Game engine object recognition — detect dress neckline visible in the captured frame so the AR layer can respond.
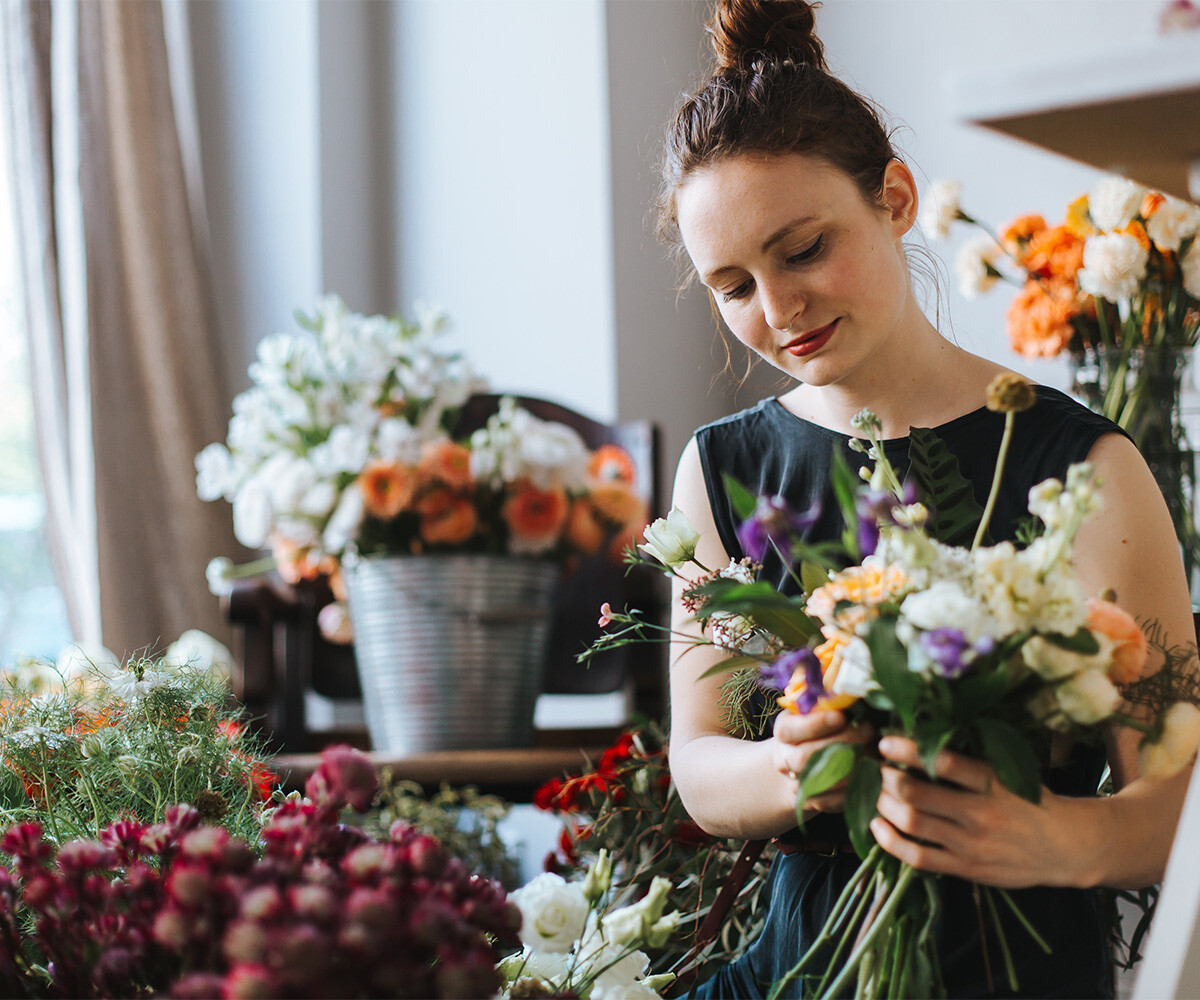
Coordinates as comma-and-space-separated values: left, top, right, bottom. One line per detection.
766, 396, 997, 450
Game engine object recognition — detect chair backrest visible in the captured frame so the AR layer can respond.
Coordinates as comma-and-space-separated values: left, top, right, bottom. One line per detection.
453, 394, 664, 709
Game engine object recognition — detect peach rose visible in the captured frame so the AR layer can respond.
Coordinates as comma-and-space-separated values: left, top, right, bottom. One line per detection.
588, 444, 636, 484
417, 440, 474, 491
503, 482, 569, 554
588, 482, 648, 528
359, 459, 416, 519
416, 488, 477, 546
1086, 597, 1149, 685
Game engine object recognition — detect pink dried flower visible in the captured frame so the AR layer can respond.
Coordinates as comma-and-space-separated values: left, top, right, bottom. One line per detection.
101, 818, 147, 862
169, 972, 226, 999
305, 744, 378, 813
224, 963, 278, 1000
55, 839, 117, 875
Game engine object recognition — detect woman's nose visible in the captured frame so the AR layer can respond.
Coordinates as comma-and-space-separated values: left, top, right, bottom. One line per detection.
760, 281, 804, 332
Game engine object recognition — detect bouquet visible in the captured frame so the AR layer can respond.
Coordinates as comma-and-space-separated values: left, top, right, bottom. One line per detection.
922, 177, 1200, 577
595, 373, 1200, 998
534, 724, 773, 982
196, 297, 646, 639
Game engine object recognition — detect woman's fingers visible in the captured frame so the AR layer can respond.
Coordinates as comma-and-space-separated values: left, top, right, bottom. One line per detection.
877, 735, 994, 794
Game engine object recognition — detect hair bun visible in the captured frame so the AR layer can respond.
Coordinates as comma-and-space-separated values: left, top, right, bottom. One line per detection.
707, 0, 826, 74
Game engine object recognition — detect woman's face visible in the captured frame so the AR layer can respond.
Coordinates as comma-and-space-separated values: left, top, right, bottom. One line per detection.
675, 153, 918, 390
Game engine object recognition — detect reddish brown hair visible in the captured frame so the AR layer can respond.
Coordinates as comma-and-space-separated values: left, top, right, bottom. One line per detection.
658, 0, 899, 252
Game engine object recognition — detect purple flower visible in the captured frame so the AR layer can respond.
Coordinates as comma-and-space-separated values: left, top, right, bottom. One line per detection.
737, 495, 820, 564
919, 627, 972, 678
759, 648, 825, 713
855, 482, 919, 557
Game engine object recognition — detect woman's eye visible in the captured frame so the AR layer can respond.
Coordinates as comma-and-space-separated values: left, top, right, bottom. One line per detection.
720, 279, 753, 303
787, 235, 824, 265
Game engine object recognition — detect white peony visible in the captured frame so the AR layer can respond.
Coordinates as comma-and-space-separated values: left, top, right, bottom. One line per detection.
919, 179, 963, 241
510, 872, 589, 953
1140, 702, 1200, 779
1182, 243, 1200, 301
1078, 232, 1150, 301
1055, 668, 1120, 724
954, 233, 1002, 299
1088, 175, 1146, 231
1146, 195, 1200, 253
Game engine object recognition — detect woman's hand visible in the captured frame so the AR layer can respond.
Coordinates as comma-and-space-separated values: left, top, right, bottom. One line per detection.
773, 709, 875, 815
870, 736, 1094, 889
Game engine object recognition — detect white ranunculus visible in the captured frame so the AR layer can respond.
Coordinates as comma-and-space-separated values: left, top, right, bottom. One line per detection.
1182, 243, 1200, 301
205, 556, 236, 597
195, 443, 236, 501
1078, 232, 1150, 301
1055, 668, 1120, 724
232, 479, 275, 549
919, 179, 963, 241
1140, 702, 1200, 778
954, 233, 1002, 299
1021, 633, 1113, 681
1088, 175, 1146, 231
639, 506, 701, 570
162, 630, 236, 686
1146, 196, 1200, 253
510, 872, 589, 954
322, 487, 364, 555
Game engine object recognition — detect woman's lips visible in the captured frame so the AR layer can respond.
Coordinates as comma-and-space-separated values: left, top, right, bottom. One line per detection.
785, 318, 839, 357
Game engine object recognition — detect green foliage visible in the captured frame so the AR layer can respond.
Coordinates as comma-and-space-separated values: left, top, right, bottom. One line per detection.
907, 426, 986, 547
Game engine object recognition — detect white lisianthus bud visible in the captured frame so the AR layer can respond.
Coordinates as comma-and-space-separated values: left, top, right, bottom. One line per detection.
1140, 702, 1200, 779
645, 909, 682, 950
1079, 232, 1150, 301
602, 904, 647, 948
509, 873, 589, 954
205, 557, 236, 597
919, 179, 964, 241
638, 507, 701, 570
1088, 176, 1146, 231
581, 849, 612, 905
1055, 668, 1120, 724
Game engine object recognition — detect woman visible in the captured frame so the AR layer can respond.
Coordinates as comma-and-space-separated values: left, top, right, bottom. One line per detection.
660, 1, 1196, 996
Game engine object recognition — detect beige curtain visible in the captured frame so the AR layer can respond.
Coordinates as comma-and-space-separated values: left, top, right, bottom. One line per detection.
3, 0, 242, 657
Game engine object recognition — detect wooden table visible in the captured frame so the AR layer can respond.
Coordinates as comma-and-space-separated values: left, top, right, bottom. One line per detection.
272, 745, 609, 801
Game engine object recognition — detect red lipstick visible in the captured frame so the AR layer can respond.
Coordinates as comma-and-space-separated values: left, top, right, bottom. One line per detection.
785, 318, 839, 357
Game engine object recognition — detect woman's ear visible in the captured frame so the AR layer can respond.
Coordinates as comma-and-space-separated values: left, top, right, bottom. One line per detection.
880, 159, 918, 238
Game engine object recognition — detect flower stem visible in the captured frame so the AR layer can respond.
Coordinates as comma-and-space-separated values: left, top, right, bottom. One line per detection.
973, 410, 1015, 550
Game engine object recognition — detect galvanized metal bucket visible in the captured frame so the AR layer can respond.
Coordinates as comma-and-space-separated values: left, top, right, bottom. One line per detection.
343, 554, 559, 754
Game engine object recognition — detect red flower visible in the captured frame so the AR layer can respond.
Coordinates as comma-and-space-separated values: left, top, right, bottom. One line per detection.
533, 777, 563, 811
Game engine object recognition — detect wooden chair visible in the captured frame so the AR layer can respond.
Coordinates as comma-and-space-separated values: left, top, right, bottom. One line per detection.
224, 394, 665, 785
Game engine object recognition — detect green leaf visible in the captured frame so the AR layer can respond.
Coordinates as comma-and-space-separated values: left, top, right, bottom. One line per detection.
907, 426, 986, 547
915, 722, 953, 780
795, 742, 858, 819
722, 473, 759, 522
800, 560, 829, 597
975, 717, 1042, 804
696, 655, 764, 681
829, 446, 863, 557
950, 668, 1012, 723
844, 755, 882, 859
1043, 627, 1100, 655
696, 581, 819, 646
865, 618, 921, 730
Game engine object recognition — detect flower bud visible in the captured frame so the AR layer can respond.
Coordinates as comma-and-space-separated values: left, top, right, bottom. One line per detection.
985, 373, 1036, 413
581, 849, 612, 905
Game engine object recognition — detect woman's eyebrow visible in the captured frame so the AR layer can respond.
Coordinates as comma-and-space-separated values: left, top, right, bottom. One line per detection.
761, 216, 819, 252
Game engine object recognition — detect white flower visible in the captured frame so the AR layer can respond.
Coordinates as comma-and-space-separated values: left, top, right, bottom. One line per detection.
1078, 232, 1150, 301
972, 541, 1087, 636
205, 556, 236, 597
1088, 175, 1146, 231
919, 179, 963, 241
9, 725, 69, 749
297, 479, 338, 519
375, 418, 424, 464
107, 665, 176, 702
1055, 668, 1120, 724
162, 630, 236, 686
954, 233, 1002, 299
639, 507, 701, 570
195, 443, 236, 501
1022, 633, 1113, 681
509, 872, 589, 954
900, 580, 1001, 646
592, 980, 663, 1000
1146, 196, 1200, 253
317, 601, 354, 645
828, 636, 878, 697
322, 487, 364, 556
1182, 242, 1200, 300
601, 876, 673, 947
232, 479, 274, 549
576, 916, 651, 992
1140, 702, 1200, 779
56, 642, 120, 683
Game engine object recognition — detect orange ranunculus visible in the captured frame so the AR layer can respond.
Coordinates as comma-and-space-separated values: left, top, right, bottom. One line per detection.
503, 482, 569, 552
417, 440, 474, 491
588, 444, 636, 485
270, 535, 323, 585
1006, 278, 1080, 359
805, 560, 910, 632
1000, 214, 1047, 259
416, 488, 477, 546
359, 459, 417, 519
777, 636, 856, 715
1087, 597, 1149, 685
1121, 219, 1152, 253
565, 498, 605, 556
587, 482, 647, 527
1065, 195, 1096, 239
1024, 225, 1085, 282
1141, 190, 1166, 220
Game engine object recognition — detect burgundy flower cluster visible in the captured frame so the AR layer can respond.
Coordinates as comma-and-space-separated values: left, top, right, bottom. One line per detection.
0, 745, 521, 999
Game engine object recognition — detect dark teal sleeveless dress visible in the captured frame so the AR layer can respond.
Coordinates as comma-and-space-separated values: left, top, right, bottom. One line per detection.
690, 386, 1123, 999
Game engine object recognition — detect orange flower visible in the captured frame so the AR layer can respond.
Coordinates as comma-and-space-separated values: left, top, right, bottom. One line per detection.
417, 440, 474, 491
606, 521, 644, 565
588, 444, 636, 485
1087, 597, 1149, 685
1120, 219, 1152, 253
359, 459, 417, 519
1023, 225, 1085, 282
270, 535, 324, 585
588, 482, 647, 527
503, 482, 569, 552
565, 498, 606, 555
1065, 195, 1095, 239
1000, 214, 1047, 259
1141, 190, 1166, 219
778, 636, 857, 715
416, 488, 477, 546
1006, 278, 1079, 359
